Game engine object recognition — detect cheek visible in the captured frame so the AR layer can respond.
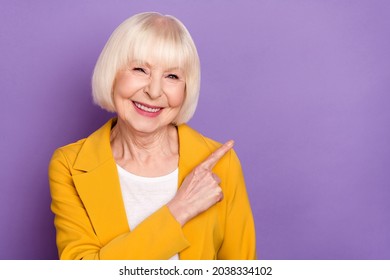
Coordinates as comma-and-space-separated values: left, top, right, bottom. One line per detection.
167, 84, 186, 108
112, 78, 136, 115
112, 95, 130, 119
112, 86, 131, 114
113, 73, 145, 99
114, 81, 132, 99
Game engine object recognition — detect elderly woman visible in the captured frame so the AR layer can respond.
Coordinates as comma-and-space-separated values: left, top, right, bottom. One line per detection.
49, 12, 256, 260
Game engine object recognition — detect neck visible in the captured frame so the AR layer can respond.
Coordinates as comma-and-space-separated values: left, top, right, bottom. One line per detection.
110, 119, 178, 164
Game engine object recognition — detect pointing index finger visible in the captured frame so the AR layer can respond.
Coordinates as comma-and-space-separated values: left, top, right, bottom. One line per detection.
201, 140, 234, 170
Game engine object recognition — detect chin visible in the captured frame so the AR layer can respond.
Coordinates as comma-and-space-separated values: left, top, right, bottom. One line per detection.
124, 117, 170, 135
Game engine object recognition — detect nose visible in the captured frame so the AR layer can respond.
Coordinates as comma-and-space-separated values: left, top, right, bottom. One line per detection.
143, 76, 162, 99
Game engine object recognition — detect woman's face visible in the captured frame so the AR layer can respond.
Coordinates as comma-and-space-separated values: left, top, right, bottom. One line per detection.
113, 60, 186, 134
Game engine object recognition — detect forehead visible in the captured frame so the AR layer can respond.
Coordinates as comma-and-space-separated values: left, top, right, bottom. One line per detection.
127, 24, 189, 71
130, 44, 186, 70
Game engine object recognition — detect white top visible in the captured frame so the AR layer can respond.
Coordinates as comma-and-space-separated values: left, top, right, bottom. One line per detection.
116, 164, 179, 260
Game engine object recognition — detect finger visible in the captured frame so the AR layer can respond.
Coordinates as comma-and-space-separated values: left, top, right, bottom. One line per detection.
212, 173, 221, 184
201, 140, 234, 170
215, 186, 224, 202
218, 191, 224, 202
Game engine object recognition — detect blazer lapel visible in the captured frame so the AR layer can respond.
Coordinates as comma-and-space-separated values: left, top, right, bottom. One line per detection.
72, 119, 129, 245
177, 124, 222, 259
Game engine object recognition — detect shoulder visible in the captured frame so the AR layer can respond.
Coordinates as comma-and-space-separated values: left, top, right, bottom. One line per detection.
177, 124, 222, 150
177, 124, 223, 163
50, 138, 87, 168
177, 124, 242, 172
49, 118, 114, 172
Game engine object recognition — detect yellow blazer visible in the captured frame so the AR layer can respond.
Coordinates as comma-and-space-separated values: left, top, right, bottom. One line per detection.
49, 118, 256, 259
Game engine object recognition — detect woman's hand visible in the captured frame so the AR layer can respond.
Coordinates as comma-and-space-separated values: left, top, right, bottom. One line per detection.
167, 140, 234, 226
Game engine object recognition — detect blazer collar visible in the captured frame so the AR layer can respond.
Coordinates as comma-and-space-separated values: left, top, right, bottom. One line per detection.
73, 117, 214, 182
73, 119, 115, 172
177, 124, 215, 184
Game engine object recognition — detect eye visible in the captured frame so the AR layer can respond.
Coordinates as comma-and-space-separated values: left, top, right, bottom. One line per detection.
133, 67, 146, 73
167, 74, 179, 80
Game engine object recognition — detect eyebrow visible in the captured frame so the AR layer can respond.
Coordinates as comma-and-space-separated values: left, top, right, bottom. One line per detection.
131, 61, 183, 72
165, 67, 183, 72
131, 60, 150, 67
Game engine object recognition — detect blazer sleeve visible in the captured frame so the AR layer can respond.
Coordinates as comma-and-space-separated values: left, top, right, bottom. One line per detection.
217, 150, 257, 259
49, 148, 190, 260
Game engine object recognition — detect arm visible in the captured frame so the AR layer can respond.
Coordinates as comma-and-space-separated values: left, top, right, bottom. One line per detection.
217, 150, 257, 260
49, 149, 189, 260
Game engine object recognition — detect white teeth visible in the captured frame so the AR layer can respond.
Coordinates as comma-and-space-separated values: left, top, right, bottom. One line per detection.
134, 102, 161, 113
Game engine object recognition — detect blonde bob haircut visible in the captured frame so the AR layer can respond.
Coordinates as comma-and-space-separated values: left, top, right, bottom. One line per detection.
92, 12, 201, 124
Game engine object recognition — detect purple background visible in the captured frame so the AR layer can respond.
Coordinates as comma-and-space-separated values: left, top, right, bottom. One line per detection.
1, 0, 389, 260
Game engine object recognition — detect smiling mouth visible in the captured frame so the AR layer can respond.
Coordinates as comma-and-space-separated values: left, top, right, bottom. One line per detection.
133, 101, 162, 113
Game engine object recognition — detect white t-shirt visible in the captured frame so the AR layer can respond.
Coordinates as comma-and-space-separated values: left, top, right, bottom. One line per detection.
116, 164, 179, 260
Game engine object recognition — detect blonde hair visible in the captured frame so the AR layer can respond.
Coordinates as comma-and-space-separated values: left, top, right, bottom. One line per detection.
92, 12, 201, 124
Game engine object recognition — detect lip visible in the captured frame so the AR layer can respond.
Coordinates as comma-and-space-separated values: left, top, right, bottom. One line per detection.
132, 101, 163, 118
133, 101, 162, 109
